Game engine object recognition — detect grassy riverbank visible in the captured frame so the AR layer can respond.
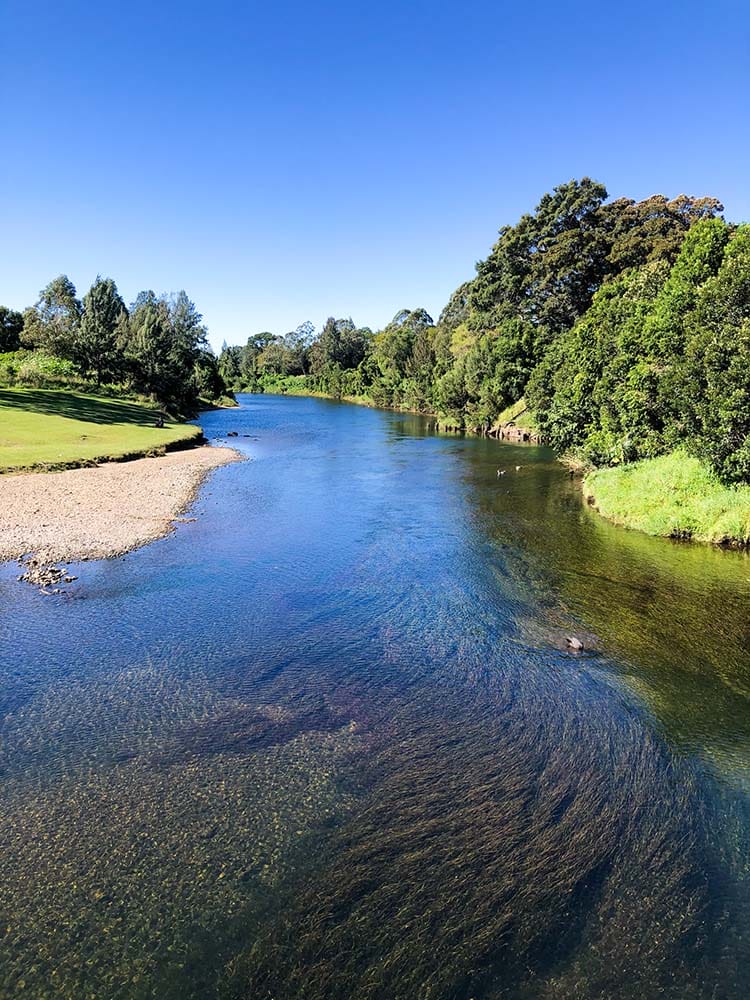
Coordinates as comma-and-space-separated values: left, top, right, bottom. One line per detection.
0, 388, 202, 472
492, 399, 537, 432
583, 449, 750, 546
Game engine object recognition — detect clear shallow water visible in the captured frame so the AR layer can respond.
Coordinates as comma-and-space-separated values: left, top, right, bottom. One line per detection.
1, 394, 750, 998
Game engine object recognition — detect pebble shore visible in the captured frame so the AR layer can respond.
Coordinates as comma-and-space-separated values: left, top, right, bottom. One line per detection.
0, 445, 242, 563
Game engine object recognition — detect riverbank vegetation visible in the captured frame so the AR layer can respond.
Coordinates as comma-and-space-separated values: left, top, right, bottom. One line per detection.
0, 389, 202, 472
0, 278, 231, 417
584, 451, 750, 545
218, 178, 750, 541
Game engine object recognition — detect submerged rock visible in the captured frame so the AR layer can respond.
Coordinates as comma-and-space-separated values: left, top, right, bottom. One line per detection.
17, 557, 77, 593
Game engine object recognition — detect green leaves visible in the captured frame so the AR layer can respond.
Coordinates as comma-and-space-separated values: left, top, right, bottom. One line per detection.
680, 228, 750, 483
209, 177, 742, 478
76, 276, 127, 386
21, 275, 82, 356
122, 291, 223, 413
0, 306, 23, 352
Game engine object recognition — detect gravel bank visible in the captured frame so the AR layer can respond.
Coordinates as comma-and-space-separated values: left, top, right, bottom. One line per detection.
0, 445, 242, 563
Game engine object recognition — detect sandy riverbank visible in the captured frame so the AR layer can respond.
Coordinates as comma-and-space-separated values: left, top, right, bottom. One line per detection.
0, 445, 242, 563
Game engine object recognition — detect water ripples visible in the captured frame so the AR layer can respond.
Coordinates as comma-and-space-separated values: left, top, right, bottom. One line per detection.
1, 395, 749, 998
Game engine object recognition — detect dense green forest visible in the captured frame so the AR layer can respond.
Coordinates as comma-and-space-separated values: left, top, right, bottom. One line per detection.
219, 179, 750, 487
0, 277, 229, 415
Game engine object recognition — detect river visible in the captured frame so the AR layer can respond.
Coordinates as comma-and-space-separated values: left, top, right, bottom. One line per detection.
1, 393, 749, 999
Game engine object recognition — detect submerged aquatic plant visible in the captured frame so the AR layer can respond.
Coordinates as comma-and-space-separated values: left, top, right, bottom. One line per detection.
221, 672, 728, 1000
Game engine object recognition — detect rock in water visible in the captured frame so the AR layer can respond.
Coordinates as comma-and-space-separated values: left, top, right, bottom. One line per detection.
17, 558, 77, 592
566, 635, 584, 651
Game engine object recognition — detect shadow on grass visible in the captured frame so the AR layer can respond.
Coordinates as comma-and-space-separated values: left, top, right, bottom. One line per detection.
0, 389, 161, 426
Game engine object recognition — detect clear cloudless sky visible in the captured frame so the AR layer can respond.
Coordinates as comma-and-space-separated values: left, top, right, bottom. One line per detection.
2, 0, 749, 350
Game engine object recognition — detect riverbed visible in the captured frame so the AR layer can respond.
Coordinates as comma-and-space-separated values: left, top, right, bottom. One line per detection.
1, 394, 749, 999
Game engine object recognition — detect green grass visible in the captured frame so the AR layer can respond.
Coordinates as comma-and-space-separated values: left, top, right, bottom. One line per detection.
493, 398, 539, 433
0, 388, 202, 472
584, 448, 750, 545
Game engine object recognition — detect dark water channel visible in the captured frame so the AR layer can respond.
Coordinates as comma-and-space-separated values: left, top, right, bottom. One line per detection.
1, 394, 750, 999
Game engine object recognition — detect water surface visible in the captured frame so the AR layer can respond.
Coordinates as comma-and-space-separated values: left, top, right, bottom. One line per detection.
1, 394, 749, 999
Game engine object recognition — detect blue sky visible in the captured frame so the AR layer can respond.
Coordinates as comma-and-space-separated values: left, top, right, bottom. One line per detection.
2, 0, 749, 350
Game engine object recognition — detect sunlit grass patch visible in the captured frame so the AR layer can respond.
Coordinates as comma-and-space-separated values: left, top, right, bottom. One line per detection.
584, 449, 750, 545
0, 388, 202, 472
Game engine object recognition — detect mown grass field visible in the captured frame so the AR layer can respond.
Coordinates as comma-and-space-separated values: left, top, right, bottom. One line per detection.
0, 389, 202, 472
584, 448, 750, 545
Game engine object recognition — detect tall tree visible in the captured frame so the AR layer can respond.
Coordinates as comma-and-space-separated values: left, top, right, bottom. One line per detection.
256, 337, 288, 374
681, 226, 750, 482
123, 295, 175, 404
601, 194, 724, 276
283, 321, 316, 375
0, 306, 23, 352
374, 309, 433, 381
310, 317, 370, 372
219, 343, 243, 387
21, 275, 81, 356
471, 178, 609, 338
122, 290, 223, 411
76, 276, 127, 385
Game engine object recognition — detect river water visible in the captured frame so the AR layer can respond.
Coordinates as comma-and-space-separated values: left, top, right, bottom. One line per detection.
1, 394, 750, 999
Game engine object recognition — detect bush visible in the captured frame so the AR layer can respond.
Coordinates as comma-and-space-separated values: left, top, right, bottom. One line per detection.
0, 350, 80, 388
0, 351, 21, 386
16, 351, 79, 387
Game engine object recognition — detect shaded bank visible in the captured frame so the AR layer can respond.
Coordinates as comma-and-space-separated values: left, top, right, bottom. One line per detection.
257, 382, 750, 549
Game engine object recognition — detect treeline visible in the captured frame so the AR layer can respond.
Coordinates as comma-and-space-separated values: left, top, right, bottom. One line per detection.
527, 219, 750, 483
0, 276, 229, 414
219, 178, 750, 483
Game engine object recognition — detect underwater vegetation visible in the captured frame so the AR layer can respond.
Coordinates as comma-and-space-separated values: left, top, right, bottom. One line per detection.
220, 670, 746, 1000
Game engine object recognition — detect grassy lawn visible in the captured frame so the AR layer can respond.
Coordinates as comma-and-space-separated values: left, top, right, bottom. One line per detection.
0, 389, 202, 472
584, 449, 750, 545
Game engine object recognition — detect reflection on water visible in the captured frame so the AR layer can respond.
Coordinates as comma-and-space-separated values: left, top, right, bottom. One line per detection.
1, 395, 749, 998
